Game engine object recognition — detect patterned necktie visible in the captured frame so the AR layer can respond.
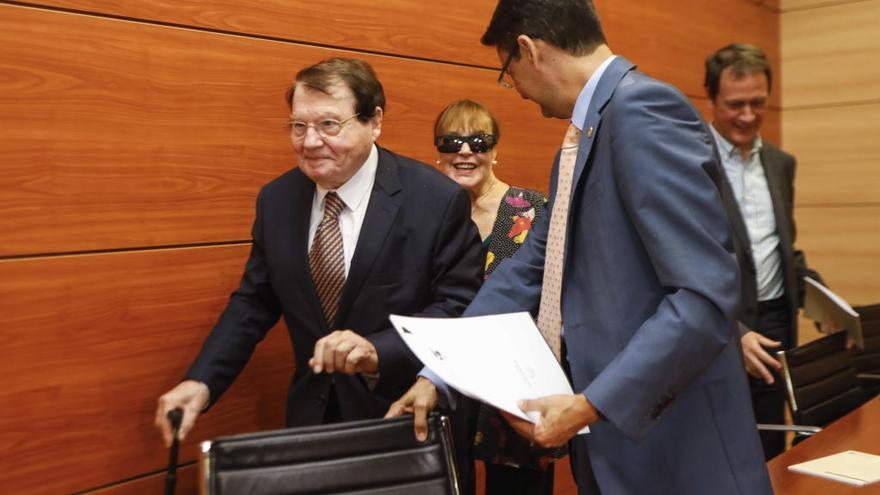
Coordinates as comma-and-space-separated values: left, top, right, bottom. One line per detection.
310, 192, 346, 327
536, 123, 582, 361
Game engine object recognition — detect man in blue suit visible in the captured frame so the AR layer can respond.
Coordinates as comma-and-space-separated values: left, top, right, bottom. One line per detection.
388, 1, 773, 494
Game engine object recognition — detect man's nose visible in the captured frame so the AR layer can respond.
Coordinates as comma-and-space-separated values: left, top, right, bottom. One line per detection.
302, 126, 324, 147
739, 105, 757, 122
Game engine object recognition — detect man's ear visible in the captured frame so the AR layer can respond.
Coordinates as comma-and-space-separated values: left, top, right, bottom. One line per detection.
517, 35, 540, 66
370, 106, 383, 142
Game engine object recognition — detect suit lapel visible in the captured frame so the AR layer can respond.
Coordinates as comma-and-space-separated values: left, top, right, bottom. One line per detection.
289, 175, 326, 329
571, 56, 635, 189
715, 148, 753, 260
334, 147, 402, 326
760, 148, 793, 249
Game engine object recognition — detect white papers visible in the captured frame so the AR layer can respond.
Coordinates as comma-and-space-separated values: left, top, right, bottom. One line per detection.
803, 277, 863, 349
389, 312, 586, 432
788, 450, 880, 486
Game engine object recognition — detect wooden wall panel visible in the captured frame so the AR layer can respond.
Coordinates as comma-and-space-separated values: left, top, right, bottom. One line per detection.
0, 245, 292, 494
781, 0, 851, 11
86, 464, 198, 495
783, 102, 880, 206
794, 206, 880, 302
783, 0, 879, 354
781, 0, 880, 107
28, 0, 500, 67
0, 4, 291, 256
0, 3, 563, 257
599, 0, 780, 107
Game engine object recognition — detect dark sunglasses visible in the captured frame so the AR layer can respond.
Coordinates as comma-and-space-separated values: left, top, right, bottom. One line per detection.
434, 134, 498, 153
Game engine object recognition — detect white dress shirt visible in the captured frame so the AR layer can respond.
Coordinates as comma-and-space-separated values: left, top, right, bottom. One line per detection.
308, 144, 379, 276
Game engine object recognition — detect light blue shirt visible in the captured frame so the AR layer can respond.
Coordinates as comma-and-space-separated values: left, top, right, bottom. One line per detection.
571, 55, 617, 130
710, 125, 784, 301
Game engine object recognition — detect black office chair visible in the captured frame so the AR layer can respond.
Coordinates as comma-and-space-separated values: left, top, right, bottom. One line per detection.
851, 303, 880, 398
778, 331, 868, 429
198, 413, 460, 495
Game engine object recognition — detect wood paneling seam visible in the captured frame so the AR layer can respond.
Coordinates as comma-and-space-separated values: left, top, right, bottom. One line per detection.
69, 461, 198, 495
0, 0, 501, 71
782, 98, 880, 111
780, 0, 874, 13
0, 240, 253, 262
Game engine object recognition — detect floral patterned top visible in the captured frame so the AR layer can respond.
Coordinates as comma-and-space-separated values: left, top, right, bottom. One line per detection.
482, 187, 546, 279
472, 186, 566, 470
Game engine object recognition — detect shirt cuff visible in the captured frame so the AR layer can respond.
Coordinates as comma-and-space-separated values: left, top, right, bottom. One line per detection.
420, 367, 456, 410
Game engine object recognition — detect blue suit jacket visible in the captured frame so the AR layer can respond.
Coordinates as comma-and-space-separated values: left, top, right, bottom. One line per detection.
464, 58, 773, 494
186, 147, 483, 427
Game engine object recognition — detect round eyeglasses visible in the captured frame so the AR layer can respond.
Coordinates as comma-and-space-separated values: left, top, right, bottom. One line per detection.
288, 113, 359, 138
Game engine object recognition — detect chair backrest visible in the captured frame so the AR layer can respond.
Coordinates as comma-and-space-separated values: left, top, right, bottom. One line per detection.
199, 414, 460, 495
779, 331, 867, 427
852, 303, 880, 398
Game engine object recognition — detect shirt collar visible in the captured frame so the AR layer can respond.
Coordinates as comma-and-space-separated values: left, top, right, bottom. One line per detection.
315, 144, 378, 211
571, 54, 617, 130
709, 124, 763, 159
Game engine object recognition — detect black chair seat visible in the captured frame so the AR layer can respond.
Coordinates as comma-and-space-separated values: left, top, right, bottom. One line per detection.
779, 332, 867, 427
852, 304, 880, 398
200, 414, 460, 495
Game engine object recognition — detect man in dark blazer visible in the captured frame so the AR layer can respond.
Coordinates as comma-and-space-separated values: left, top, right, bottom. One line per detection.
390, 2, 772, 494
155, 58, 483, 446
706, 44, 823, 459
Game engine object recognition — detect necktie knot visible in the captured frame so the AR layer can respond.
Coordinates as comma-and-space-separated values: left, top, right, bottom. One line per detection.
323, 192, 345, 219
562, 123, 582, 149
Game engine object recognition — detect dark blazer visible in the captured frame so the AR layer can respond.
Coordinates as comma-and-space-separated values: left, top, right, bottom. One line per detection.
464, 57, 772, 494
718, 141, 822, 347
186, 147, 483, 427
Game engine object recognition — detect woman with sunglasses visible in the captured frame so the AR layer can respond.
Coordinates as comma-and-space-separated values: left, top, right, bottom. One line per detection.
434, 99, 558, 495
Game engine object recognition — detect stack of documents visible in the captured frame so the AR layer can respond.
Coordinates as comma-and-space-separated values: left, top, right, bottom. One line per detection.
389, 312, 586, 432
803, 277, 864, 349
788, 450, 880, 486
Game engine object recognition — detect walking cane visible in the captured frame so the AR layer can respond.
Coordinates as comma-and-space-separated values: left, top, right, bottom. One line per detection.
165, 408, 183, 495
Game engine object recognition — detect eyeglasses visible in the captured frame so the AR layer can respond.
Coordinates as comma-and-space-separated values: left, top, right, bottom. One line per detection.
497, 47, 519, 89
288, 113, 359, 138
434, 134, 498, 153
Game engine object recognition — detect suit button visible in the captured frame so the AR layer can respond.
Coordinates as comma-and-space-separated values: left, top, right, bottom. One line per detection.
317, 394, 327, 405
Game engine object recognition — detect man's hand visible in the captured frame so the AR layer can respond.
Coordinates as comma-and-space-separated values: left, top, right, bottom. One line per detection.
309, 329, 379, 375
819, 315, 839, 334
500, 393, 599, 448
385, 377, 439, 441
155, 380, 210, 447
741, 330, 782, 384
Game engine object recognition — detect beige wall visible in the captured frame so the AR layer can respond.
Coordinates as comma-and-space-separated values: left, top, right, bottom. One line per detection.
781, 0, 880, 343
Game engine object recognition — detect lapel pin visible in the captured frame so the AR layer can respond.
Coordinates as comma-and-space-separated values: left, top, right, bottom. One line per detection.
587, 126, 594, 138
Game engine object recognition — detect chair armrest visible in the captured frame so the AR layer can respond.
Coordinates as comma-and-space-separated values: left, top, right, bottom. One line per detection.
756, 423, 822, 436
857, 373, 880, 382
